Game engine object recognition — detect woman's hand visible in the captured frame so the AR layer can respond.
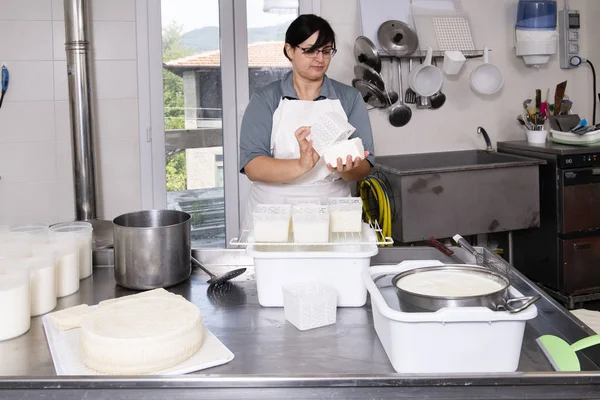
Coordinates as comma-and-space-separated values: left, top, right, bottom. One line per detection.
295, 126, 320, 173
327, 151, 370, 173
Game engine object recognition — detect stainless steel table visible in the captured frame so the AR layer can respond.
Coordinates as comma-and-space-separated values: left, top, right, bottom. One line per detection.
1, 247, 600, 399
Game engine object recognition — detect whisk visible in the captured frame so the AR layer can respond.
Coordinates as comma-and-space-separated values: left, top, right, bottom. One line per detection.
453, 234, 519, 282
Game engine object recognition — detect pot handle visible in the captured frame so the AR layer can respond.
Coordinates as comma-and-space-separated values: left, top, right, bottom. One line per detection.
497, 295, 542, 313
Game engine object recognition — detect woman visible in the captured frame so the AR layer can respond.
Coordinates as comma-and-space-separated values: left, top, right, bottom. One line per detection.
239, 14, 375, 224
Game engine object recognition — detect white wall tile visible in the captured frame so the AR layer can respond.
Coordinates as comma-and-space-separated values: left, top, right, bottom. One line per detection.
0, 101, 55, 142
53, 0, 136, 21
95, 99, 139, 138
57, 178, 76, 222
53, 21, 66, 61
55, 140, 75, 222
0, 182, 59, 225
54, 21, 137, 61
97, 175, 141, 220
0, 0, 52, 20
93, 60, 138, 99
55, 140, 73, 185
51, 0, 63, 20
91, 0, 136, 22
0, 142, 57, 183
91, 21, 137, 60
96, 138, 140, 179
95, 137, 141, 218
54, 100, 71, 142
0, 21, 53, 60
2, 62, 54, 102
53, 60, 68, 101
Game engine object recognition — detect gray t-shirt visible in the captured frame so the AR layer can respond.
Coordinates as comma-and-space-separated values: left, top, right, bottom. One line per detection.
239, 71, 375, 173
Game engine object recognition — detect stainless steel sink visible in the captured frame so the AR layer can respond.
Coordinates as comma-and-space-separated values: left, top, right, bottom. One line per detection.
373, 150, 546, 243
375, 150, 543, 175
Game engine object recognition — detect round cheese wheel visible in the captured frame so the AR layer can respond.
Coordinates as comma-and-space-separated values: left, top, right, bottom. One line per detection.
80, 295, 204, 374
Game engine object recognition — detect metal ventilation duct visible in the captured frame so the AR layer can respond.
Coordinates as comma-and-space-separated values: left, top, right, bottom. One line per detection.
64, 0, 113, 250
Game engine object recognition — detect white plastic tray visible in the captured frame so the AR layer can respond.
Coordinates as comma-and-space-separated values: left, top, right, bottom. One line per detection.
364, 260, 537, 374
42, 309, 234, 375
550, 129, 600, 146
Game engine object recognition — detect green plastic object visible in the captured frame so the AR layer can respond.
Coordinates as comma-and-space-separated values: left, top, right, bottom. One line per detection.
537, 334, 600, 371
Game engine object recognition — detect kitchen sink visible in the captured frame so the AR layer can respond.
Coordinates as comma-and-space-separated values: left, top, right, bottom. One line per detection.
373, 150, 546, 243
375, 150, 543, 175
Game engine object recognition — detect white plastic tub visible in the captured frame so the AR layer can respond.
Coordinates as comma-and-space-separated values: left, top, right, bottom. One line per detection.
252, 204, 291, 243
364, 261, 538, 374
247, 243, 378, 307
292, 205, 329, 243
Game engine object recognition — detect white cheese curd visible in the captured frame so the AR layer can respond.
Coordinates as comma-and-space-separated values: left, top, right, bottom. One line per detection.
396, 270, 505, 297
49, 304, 91, 330
28, 251, 57, 316
0, 260, 31, 341
323, 137, 365, 166
80, 295, 204, 374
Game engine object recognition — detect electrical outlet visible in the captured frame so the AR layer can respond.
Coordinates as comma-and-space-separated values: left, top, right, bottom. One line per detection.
559, 9, 581, 69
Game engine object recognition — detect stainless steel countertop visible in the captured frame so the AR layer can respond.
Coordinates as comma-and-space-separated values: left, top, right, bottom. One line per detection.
1, 247, 600, 399
498, 140, 600, 155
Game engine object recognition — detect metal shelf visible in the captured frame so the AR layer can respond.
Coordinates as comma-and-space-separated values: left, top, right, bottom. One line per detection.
229, 220, 393, 247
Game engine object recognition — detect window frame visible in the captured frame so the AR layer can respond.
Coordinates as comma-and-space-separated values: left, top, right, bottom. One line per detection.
137, 0, 320, 247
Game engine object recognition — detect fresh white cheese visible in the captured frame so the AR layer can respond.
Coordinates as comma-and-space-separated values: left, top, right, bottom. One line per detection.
48, 304, 92, 331
396, 270, 504, 297
323, 138, 365, 166
80, 296, 204, 374
98, 288, 177, 308
308, 112, 356, 156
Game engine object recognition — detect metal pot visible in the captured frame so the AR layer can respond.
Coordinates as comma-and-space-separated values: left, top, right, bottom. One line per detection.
113, 210, 192, 290
392, 265, 540, 313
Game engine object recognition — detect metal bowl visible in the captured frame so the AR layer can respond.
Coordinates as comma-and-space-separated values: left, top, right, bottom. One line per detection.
392, 265, 540, 313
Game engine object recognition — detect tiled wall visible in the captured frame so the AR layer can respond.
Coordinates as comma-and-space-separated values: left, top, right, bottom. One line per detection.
322, 0, 600, 156
0, 0, 141, 225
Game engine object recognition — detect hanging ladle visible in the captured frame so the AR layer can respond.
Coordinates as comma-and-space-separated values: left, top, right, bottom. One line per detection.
387, 58, 412, 127
191, 256, 246, 285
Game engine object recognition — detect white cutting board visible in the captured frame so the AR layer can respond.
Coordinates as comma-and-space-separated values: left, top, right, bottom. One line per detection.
42, 312, 234, 375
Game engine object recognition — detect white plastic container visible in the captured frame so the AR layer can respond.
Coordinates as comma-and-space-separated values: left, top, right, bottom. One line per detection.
252, 204, 291, 243
525, 129, 548, 144
51, 238, 80, 298
0, 234, 32, 258
49, 222, 93, 279
292, 205, 329, 243
27, 244, 57, 316
328, 197, 363, 233
443, 50, 466, 75
9, 223, 49, 245
283, 282, 337, 330
285, 197, 321, 207
363, 261, 538, 374
247, 243, 378, 307
0, 259, 31, 341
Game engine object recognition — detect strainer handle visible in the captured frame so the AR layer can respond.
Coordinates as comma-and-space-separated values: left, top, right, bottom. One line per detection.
499, 295, 541, 313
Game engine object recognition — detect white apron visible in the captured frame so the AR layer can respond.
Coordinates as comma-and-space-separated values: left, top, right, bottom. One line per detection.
242, 98, 352, 227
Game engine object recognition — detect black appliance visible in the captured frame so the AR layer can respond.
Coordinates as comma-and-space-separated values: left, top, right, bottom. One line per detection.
498, 140, 600, 308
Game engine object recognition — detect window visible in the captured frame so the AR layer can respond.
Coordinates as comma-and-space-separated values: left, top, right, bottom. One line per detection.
142, 0, 317, 248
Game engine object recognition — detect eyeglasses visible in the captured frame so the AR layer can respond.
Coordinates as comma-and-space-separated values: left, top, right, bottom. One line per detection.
296, 46, 337, 58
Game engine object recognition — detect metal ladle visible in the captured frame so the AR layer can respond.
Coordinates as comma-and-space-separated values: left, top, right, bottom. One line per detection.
191, 256, 246, 285
387, 58, 412, 127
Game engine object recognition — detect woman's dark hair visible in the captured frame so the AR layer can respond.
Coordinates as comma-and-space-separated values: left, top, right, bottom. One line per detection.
283, 14, 336, 60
